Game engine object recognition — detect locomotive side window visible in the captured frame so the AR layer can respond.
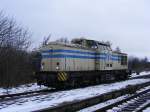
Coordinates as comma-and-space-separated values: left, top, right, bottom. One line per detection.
110, 64, 112, 67
98, 43, 111, 51
86, 40, 98, 49
107, 64, 109, 67
121, 56, 127, 65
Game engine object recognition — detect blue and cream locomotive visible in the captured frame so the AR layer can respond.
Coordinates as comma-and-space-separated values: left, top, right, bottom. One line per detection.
36, 39, 130, 88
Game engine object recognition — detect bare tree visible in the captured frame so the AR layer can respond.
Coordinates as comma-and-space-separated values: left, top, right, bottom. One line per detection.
0, 11, 32, 88
128, 56, 150, 74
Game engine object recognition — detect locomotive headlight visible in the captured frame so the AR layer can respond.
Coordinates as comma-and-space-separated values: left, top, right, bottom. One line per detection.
56, 62, 60, 70
56, 66, 59, 70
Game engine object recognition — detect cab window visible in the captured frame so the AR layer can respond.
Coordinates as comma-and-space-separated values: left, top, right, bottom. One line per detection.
121, 56, 127, 65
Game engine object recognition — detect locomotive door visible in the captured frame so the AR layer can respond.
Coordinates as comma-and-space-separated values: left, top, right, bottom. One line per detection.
105, 51, 112, 70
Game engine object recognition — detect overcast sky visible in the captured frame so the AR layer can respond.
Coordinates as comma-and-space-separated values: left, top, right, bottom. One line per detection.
0, 0, 150, 58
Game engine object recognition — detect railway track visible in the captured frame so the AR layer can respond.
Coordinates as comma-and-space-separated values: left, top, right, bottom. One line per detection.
35, 81, 150, 112
94, 86, 150, 112
0, 88, 56, 100
105, 89, 150, 112
117, 92, 150, 112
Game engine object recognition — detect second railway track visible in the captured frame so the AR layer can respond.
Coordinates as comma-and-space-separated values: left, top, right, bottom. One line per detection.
94, 86, 150, 112
0, 88, 56, 100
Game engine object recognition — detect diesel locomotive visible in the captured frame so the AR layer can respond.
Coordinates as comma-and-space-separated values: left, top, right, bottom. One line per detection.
36, 38, 130, 88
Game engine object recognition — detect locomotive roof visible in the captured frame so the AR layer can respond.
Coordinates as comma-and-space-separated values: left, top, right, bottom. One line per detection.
98, 42, 110, 46
42, 39, 127, 55
72, 38, 110, 46
44, 42, 95, 50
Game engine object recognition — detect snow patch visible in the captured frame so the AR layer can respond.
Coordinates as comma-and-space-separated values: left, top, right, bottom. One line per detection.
0, 83, 47, 95
131, 71, 150, 78
143, 107, 150, 112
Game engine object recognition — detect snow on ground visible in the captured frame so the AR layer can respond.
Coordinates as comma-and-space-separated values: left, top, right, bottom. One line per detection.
0, 79, 149, 112
131, 71, 150, 78
0, 83, 47, 95
143, 107, 150, 112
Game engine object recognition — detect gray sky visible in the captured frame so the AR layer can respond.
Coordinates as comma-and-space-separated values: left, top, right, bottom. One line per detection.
0, 0, 150, 58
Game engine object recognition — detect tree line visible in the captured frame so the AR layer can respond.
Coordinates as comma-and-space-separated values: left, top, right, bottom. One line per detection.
128, 56, 150, 74
0, 12, 37, 88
